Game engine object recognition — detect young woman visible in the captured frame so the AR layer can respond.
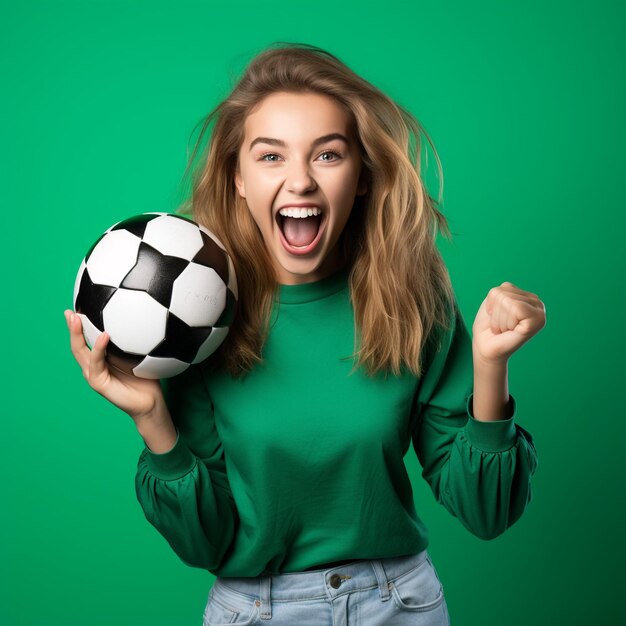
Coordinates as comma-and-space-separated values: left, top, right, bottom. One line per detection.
65, 42, 545, 626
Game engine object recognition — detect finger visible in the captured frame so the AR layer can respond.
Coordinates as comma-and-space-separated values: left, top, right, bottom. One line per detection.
486, 288, 539, 320
87, 330, 111, 389
498, 283, 542, 303
493, 299, 506, 334
66, 310, 93, 371
494, 298, 536, 335
490, 292, 515, 334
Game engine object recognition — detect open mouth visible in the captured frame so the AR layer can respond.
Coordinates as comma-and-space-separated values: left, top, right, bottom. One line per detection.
276, 209, 326, 254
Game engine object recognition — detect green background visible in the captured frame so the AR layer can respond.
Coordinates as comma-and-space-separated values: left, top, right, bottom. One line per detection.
2, 0, 624, 624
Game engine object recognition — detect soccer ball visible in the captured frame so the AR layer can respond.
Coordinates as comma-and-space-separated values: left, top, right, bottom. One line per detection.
73, 212, 238, 379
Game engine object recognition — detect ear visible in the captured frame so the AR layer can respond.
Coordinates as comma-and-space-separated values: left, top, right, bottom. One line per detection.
234, 169, 246, 198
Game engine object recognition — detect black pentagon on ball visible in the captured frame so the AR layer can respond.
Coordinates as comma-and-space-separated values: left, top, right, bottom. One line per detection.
73, 212, 237, 379
149, 311, 213, 362
74, 268, 117, 331
110, 213, 161, 239
120, 241, 189, 308
192, 229, 230, 285
215, 287, 237, 328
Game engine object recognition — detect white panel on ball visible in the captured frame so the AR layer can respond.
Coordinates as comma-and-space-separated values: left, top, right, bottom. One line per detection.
103, 290, 168, 354
192, 326, 229, 364
143, 215, 203, 260
77, 313, 102, 350
87, 230, 142, 287
133, 356, 190, 379
170, 264, 226, 327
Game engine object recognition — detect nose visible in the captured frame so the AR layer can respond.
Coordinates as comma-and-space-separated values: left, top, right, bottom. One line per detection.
285, 158, 317, 194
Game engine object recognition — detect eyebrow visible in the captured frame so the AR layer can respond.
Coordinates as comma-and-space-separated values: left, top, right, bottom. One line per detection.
248, 133, 350, 152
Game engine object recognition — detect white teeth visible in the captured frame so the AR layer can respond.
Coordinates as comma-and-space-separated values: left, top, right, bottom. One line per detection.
278, 207, 322, 218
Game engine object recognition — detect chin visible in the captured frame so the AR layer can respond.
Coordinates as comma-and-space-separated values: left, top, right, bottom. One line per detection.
276, 261, 326, 284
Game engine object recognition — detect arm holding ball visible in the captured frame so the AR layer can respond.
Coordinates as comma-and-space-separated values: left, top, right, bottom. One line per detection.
64, 307, 239, 572
64, 309, 177, 453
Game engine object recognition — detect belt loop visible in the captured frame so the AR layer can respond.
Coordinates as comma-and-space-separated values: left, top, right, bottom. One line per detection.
370, 559, 391, 601
259, 574, 272, 620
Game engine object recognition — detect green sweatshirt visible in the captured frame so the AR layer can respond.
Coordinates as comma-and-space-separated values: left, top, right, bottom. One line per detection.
135, 267, 538, 577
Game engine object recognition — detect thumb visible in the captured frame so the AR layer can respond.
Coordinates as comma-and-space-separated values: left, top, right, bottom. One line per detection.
88, 331, 112, 390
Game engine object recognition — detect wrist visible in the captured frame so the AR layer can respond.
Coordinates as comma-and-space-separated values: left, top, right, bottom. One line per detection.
134, 401, 177, 454
132, 394, 170, 429
472, 344, 509, 371
138, 419, 178, 454
472, 351, 511, 422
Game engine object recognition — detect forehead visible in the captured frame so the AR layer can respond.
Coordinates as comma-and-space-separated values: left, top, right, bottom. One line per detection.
242, 91, 354, 140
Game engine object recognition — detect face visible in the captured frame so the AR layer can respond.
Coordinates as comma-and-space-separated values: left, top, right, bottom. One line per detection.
234, 91, 367, 285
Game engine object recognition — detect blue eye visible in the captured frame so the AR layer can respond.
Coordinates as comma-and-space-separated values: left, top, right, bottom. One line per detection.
319, 150, 342, 161
258, 150, 343, 162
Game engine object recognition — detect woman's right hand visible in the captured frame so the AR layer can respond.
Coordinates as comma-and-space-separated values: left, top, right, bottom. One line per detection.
64, 309, 169, 429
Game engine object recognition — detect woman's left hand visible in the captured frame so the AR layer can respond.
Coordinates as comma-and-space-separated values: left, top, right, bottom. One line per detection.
472, 282, 546, 365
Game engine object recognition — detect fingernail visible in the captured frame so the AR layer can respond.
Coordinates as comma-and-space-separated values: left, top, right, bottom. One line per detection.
70, 313, 75, 324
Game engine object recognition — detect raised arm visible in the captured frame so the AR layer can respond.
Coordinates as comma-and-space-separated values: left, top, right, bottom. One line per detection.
411, 300, 538, 540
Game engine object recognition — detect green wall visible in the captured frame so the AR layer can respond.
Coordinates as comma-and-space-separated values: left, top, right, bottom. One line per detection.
2, 0, 624, 624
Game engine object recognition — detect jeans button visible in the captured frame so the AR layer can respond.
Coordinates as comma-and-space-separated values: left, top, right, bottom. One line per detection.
329, 574, 342, 589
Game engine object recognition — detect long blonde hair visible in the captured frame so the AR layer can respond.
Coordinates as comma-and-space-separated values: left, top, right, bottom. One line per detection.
176, 42, 456, 379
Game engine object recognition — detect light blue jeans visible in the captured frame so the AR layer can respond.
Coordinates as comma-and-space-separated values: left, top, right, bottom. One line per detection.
203, 549, 451, 625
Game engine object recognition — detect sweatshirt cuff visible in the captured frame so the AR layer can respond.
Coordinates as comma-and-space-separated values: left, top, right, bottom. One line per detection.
463, 393, 518, 452
144, 428, 197, 480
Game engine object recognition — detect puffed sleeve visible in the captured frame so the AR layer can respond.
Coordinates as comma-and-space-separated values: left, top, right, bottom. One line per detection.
134, 361, 238, 572
411, 299, 538, 540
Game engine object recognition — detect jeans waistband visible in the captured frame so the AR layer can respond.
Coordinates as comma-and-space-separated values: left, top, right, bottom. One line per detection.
214, 549, 429, 606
